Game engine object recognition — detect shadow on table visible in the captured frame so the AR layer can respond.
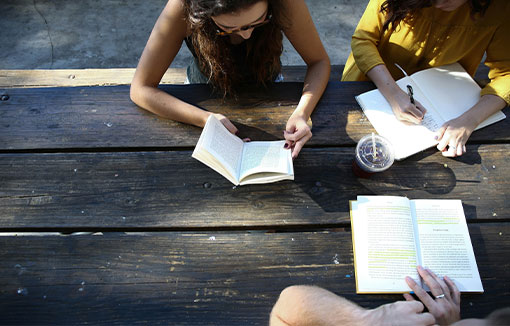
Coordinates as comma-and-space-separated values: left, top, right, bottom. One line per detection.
294, 154, 462, 212
235, 123, 281, 141
162, 82, 304, 106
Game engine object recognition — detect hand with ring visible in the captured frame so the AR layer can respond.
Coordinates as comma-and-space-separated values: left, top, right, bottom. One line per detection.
435, 116, 476, 157
404, 266, 461, 325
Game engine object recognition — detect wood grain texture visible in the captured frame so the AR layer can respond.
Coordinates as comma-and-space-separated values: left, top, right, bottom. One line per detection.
0, 68, 188, 88
1, 145, 508, 229
0, 76, 507, 324
1, 82, 508, 150
0, 66, 345, 88
0, 64, 488, 88
0, 226, 507, 325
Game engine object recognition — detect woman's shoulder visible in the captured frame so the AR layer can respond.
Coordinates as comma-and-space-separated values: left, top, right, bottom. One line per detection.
161, 0, 188, 21
158, 0, 192, 37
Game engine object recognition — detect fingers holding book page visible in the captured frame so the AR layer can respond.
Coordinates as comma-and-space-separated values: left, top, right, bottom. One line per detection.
212, 113, 239, 136
404, 266, 461, 326
211, 113, 250, 142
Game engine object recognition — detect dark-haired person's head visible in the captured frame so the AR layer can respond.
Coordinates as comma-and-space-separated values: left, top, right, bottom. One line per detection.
183, 0, 289, 95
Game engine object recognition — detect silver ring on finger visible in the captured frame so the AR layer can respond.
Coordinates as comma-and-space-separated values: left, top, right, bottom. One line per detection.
435, 294, 445, 299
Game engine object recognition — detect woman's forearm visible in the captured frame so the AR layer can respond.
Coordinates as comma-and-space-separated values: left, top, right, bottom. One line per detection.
130, 84, 211, 128
366, 64, 426, 124
366, 64, 401, 103
462, 94, 507, 127
292, 58, 331, 120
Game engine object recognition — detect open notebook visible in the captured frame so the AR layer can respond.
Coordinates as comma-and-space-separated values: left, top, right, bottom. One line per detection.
355, 63, 506, 160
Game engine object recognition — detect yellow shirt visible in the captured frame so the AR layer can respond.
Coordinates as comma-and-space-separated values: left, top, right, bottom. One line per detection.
342, 0, 510, 105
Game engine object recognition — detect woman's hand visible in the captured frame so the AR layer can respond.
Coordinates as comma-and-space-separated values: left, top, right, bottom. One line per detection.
435, 94, 507, 157
366, 65, 427, 125
404, 266, 461, 325
212, 113, 250, 142
435, 115, 477, 157
284, 114, 312, 159
389, 89, 427, 125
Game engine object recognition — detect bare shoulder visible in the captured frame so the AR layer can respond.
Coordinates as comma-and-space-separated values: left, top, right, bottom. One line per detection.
156, 0, 190, 38
132, 0, 190, 86
280, 0, 309, 24
279, 0, 328, 64
279, 0, 314, 36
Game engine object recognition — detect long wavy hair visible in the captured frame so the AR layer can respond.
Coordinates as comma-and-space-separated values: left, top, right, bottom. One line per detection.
183, 0, 289, 96
380, 0, 492, 32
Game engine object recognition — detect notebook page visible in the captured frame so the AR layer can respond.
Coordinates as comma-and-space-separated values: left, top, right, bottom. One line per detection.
411, 63, 485, 124
356, 77, 440, 159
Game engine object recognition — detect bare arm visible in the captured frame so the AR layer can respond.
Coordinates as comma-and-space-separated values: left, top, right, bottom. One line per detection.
269, 286, 369, 326
269, 285, 435, 326
366, 64, 427, 124
282, 0, 330, 158
436, 94, 506, 157
130, 0, 232, 130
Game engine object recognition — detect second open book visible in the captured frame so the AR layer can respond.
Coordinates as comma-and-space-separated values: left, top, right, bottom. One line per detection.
192, 114, 294, 185
355, 63, 506, 160
350, 196, 483, 294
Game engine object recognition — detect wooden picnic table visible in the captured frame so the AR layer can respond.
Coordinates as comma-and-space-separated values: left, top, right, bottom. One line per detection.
0, 69, 509, 325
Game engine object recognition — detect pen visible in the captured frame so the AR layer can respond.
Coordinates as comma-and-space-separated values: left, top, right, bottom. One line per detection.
406, 85, 415, 105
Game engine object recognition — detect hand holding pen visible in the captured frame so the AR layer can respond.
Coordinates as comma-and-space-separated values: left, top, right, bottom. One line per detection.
364, 64, 427, 125
389, 84, 427, 124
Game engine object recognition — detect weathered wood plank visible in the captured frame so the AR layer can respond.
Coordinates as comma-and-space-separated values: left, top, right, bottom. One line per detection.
0, 82, 363, 150
0, 68, 187, 88
0, 63, 489, 88
1, 145, 508, 229
0, 225, 507, 325
1, 82, 508, 150
0, 66, 345, 88
281, 64, 345, 82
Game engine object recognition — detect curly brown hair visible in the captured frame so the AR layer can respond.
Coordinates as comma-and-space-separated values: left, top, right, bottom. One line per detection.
183, 0, 289, 96
380, 0, 492, 32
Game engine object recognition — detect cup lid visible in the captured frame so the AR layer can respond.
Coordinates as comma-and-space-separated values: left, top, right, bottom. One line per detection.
355, 134, 395, 172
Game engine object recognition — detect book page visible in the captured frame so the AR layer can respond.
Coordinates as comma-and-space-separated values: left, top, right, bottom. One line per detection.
351, 196, 420, 293
355, 77, 442, 160
411, 199, 483, 292
411, 63, 505, 130
239, 140, 291, 181
192, 115, 244, 184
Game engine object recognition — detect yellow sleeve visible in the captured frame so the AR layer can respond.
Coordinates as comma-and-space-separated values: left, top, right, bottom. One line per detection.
480, 5, 510, 105
350, 0, 386, 75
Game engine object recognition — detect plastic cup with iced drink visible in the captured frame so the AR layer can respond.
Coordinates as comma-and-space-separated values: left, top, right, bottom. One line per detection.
352, 133, 394, 178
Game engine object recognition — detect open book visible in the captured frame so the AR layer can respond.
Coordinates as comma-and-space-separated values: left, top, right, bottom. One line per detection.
192, 115, 294, 185
350, 196, 483, 294
355, 62, 506, 160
